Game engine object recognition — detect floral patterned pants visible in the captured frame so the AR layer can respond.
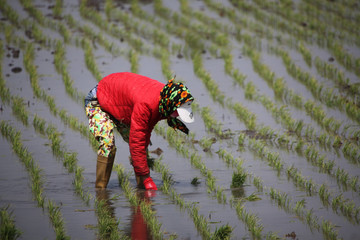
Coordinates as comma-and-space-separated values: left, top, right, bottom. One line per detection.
85, 101, 130, 157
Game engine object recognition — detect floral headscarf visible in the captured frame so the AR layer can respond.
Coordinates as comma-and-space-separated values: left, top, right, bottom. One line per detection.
159, 78, 194, 134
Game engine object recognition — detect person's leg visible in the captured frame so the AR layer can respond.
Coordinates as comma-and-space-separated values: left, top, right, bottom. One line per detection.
86, 103, 117, 188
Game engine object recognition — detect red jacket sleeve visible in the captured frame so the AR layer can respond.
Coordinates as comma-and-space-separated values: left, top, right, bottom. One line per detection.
129, 103, 152, 176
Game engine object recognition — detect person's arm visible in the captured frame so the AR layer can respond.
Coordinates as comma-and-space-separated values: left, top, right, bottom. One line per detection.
129, 103, 151, 176
129, 103, 158, 190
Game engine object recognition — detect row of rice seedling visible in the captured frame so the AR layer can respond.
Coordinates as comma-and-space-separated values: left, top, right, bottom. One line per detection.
250, 0, 360, 76
81, 38, 102, 82
121, 2, 360, 229
300, 0, 360, 34
153, 0, 360, 215
242, 44, 338, 135
205, 110, 347, 236
0, 206, 23, 240
252, 138, 360, 223
184, 35, 359, 198
198, 106, 232, 139
79, 0, 144, 53
152, 152, 238, 239
10, 0, 358, 238
268, 188, 343, 239
178, 0, 229, 48
156, 124, 227, 204
33, 115, 91, 204
121, 0, 352, 154
314, 56, 360, 98
0, 15, 134, 236
0, 121, 70, 240
105, 0, 171, 51
192, 51, 226, 104
13, 7, 193, 238
53, 41, 82, 103
114, 164, 175, 240
269, 44, 360, 123
7, 1, 225, 238
240, 44, 360, 166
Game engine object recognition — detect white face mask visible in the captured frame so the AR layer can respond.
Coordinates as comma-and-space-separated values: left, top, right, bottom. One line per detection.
176, 101, 194, 123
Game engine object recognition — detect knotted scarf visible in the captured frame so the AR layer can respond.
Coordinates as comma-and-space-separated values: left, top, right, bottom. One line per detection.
159, 78, 194, 134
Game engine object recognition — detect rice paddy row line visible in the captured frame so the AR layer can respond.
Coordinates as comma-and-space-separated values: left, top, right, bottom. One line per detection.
249, 138, 360, 223
204, 0, 360, 98
152, 151, 259, 240
269, 44, 360, 124
298, 0, 359, 45
19, 0, 360, 234
198, 0, 360, 137
114, 164, 175, 240
0, 121, 70, 240
134, 0, 356, 161
241, 45, 360, 165
301, 0, 360, 26
268, 188, 341, 240
54, 40, 83, 104
199, 107, 346, 236
79, 0, 144, 54
155, 124, 227, 204
1, 22, 133, 237
0, 35, 92, 234
313, 56, 360, 99
192, 88, 360, 224
68, 6, 253, 237
188, 41, 360, 194
0, 206, 23, 240
130, 0, 356, 197
250, 0, 360, 76
3, 7, 180, 237
33, 115, 91, 205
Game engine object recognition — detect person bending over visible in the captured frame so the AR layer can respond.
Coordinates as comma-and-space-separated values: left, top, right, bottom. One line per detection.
84, 72, 194, 190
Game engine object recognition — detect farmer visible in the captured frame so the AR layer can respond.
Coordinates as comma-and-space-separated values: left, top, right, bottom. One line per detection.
84, 72, 194, 190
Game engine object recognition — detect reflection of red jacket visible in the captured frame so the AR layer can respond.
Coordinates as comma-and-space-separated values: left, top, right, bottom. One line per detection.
97, 72, 165, 176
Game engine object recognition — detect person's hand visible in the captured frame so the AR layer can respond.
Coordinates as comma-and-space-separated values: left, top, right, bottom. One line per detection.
143, 177, 158, 190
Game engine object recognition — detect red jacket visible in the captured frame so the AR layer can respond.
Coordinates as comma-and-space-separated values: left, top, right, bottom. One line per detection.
97, 72, 165, 176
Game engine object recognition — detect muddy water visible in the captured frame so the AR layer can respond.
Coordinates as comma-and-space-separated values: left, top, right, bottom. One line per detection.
1, 0, 360, 239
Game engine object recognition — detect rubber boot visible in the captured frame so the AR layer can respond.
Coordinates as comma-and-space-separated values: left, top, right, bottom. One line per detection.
95, 148, 116, 188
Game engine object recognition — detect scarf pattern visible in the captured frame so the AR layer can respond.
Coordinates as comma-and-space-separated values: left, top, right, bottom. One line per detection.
159, 78, 194, 134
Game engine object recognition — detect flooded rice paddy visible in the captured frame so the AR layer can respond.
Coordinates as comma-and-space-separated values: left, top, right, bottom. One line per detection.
0, 0, 360, 239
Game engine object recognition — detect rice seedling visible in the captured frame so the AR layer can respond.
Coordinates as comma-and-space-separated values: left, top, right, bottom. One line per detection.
11, 96, 28, 126
47, 200, 69, 240
244, 81, 257, 100
319, 184, 330, 205
321, 220, 339, 240
252, 176, 264, 192
0, 121, 70, 239
95, 198, 126, 240
231, 170, 247, 188
199, 136, 216, 152
0, 206, 22, 240
114, 164, 172, 239
269, 188, 291, 212
191, 177, 201, 186
211, 224, 232, 240
2, 0, 360, 238
297, 41, 312, 67
233, 200, 264, 239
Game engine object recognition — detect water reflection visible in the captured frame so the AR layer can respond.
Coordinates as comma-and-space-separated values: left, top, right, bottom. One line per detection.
131, 190, 155, 240
95, 188, 154, 240
231, 187, 245, 199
